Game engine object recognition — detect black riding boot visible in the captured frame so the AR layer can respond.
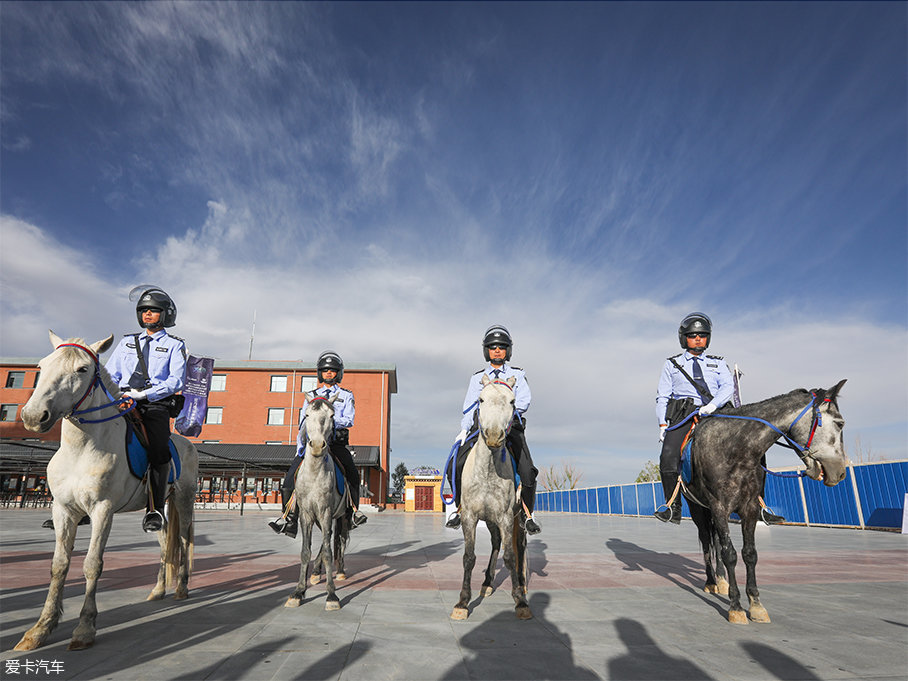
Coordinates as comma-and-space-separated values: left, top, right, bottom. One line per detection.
269, 486, 293, 534
143, 463, 170, 533
521, 484, 541, 535
654, 472, 682, 525
269, 486, 298, 538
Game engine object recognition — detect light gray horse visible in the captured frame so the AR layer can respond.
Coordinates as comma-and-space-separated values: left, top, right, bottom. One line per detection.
284, 393, 350, 611
451, 375, 531, 621
14, 332, 198, 651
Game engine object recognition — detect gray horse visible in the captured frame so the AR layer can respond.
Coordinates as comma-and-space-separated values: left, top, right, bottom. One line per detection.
685, 379, 848, 624
451, 375, 531, 621
16, 333, 197, 650
283, 394, 350, 611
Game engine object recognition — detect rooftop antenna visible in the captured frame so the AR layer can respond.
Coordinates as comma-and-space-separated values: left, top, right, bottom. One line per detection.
248, 309, 257, 360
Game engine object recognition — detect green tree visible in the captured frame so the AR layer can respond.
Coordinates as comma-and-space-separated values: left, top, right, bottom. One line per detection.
635, 460, 660, 483
391, 462, 409, 497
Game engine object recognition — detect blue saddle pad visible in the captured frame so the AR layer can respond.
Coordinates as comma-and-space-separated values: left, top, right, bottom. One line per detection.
125, 421, 181, 482
681, 440, 693, 485
333, 459, 345, 496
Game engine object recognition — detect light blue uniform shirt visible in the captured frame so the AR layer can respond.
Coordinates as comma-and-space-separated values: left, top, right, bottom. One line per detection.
655, 351, 733, 424
296, 384, 355, 456
461, 363, 530, 431
106, 330, 187, 403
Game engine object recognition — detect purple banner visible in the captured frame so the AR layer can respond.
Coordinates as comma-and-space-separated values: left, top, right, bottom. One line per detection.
175, 355, 214, 437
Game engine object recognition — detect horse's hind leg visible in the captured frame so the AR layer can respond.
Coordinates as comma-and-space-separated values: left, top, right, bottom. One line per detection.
691, 506, 721, 594
501, 518, 531, 620
481, 522, 502, 597
713, 512, 746, 624
14, 512, 79, 651
69, 507, 114, 650
741, 513, 769, 622
309, 540, 325, 585
334, 518, 347, 581
514, 516, 528, 596
164, 493, 194, 600
451, 518, 477, 620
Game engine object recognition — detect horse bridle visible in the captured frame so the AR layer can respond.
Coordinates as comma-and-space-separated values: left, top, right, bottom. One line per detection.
476, 379, 520, 461
55, 343, 135, 424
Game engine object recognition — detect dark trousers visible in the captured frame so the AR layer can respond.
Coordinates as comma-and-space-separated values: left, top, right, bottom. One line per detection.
659, 423, 692, 476
283, 442, 361, 502
446, 416, 537, 508
139, 402, 172, 466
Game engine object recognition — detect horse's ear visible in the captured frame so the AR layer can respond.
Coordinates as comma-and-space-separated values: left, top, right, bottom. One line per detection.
481, 374, 491, 386
91, 334, 115, 356
506, 377, 517, 388
828, 379, 847, 400
328, 393, 340, 404
49, 330, 64, 348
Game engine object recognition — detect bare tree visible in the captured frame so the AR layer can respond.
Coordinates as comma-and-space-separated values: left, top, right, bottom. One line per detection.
539, 461, 584, 490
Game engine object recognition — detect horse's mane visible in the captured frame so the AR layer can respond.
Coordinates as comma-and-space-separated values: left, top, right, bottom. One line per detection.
722, 388, 811, 418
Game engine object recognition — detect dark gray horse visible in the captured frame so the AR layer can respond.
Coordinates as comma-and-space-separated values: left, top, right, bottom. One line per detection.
451, 375, 531, 621
283, 394, 350, 611
684, 379, 848, 623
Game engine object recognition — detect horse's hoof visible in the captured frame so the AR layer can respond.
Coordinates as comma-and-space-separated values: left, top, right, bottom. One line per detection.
481, 586, 494, 597
146, 591, 166, 601
325, 599, 341, 611
716, 578, 730, 596
450, 607, 469, 621
516, 605, 533, 620
174, 590, 189, 601
749, 605, 771, 623
309, 575, 321, 585
335, 573, 347, 581
13, 635, 41, 652
68, 638, 94, 651
703, 583, 718, 594
284, 597, 301, 608
728, 609, 748, 624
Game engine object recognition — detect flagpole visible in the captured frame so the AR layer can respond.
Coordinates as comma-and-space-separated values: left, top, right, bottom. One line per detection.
248, 309, 257, 361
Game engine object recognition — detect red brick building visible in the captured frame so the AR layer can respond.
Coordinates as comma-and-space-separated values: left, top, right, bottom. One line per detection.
0, 355, 397, 508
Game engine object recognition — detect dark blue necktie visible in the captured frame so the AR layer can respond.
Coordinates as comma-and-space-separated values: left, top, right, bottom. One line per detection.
492, 369, 502, 378
142, 336, 151, 369
691, 357, 709, 398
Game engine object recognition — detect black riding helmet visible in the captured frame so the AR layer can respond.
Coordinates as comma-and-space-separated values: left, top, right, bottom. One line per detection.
317, 351, 344, 384
129, 285, 177, 328
678, 312, 712, 349
483, 324, 512, 362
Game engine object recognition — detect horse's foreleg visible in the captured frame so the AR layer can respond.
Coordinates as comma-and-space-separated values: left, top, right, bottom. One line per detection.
691, 506, 720, 594
713, 513, 745, 624
451, 518, 477, 620
514, 515, 528, 596
481, 522, 502, 597
741, 514, 769, 622
14, 514, 78, 651
501, 518, 531, 620
69, 508, 114, 650
285, 518, 312, 608
321, 511, 340, 611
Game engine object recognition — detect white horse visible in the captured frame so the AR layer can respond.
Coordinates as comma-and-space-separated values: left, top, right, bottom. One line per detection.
15, 332, 198, 651
283, 394, 350, 611
451, 375, 531, 621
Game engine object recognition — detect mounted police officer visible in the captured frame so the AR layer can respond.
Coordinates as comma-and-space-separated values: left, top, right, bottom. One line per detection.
654, 312, 783, 524
106, 286, 186, 533
269, 351, 367, 537
445, 325, 541, 535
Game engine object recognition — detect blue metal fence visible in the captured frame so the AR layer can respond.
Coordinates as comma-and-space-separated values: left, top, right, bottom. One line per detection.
536, 460, 908, 530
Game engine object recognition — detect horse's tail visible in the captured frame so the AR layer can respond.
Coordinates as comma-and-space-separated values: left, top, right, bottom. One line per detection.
164, 499, 193, 587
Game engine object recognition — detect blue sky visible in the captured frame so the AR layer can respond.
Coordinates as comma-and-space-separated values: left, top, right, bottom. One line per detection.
2, 2, 905, 486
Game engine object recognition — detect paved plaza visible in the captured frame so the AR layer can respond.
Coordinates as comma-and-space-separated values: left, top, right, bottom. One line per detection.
1, 508, 906, 681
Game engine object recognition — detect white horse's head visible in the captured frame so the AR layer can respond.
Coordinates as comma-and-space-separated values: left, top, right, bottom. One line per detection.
304, 393, 338, 457
794, 379, 848, 486
477, 374, 517, 449
21, 331, 114, 433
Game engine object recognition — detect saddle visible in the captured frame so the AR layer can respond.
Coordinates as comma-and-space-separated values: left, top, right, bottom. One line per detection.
123, 417, 181, 483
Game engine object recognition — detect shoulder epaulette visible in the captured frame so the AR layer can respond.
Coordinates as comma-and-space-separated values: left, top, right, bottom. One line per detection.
168, 334, 185, 343
473, 369, 485, 375
667, 353, 683, 360
511, 366, 523, 371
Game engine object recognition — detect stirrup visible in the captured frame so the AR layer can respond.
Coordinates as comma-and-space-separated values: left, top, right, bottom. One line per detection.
142, 510, 165, 533
352, 510, 368, 528
524, 515, 541, 535
654, 505, 680, 525
760, 508, 785, 525
445, 512, 461, 529
268, 517, 286, 534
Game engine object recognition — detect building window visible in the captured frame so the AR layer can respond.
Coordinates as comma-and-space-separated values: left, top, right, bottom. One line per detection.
270, 376, 288, 392
298, 408, 305, 425
201, 440, 220, 444
300, 376, 317, 393
1, 404, 18, 422
206, 407, 224, 425
267, 408, 285, 425
5, 372, 25, 389
210, 374, 227, 391
265, 440, 283, 445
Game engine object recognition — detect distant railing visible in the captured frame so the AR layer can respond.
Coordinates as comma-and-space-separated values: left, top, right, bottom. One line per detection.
536, 459, 908, 530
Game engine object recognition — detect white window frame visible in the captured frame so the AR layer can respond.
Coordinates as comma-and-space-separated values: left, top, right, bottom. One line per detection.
206, 407, 224, 425
270, 375, 288, 392
1, 404, 18, 422
300, 376, 317, 393
210, 374, 227, 391
5, 372, 25, 389
267, 408, 285, 425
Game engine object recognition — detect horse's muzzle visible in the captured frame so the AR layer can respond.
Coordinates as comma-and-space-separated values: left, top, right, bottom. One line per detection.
21, 406, 54, 433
